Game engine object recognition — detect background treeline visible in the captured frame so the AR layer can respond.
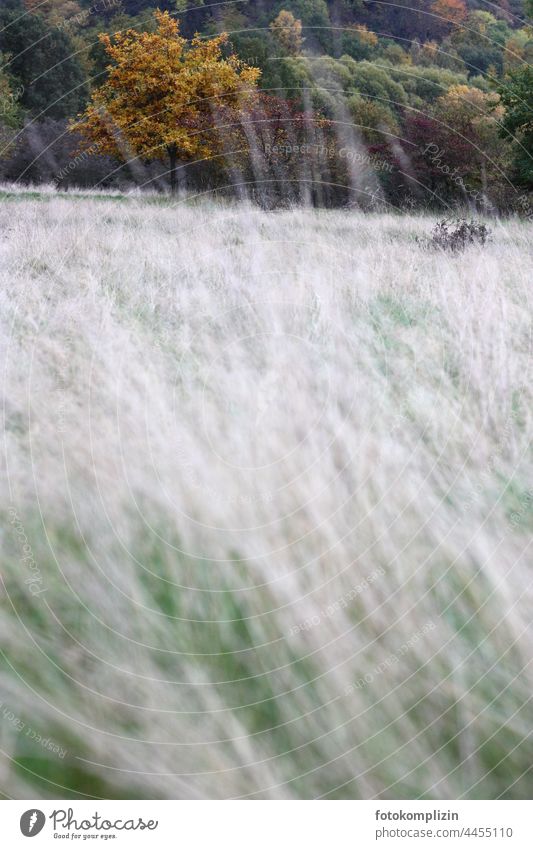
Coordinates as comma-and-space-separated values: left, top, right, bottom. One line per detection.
0, 0, 532, 211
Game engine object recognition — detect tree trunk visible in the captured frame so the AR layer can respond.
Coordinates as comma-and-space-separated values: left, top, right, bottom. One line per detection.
168, 144, 177, 195
481, 160, 488, 215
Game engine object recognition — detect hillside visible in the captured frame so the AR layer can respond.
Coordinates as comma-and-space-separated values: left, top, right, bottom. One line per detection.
0, 0, 532, 209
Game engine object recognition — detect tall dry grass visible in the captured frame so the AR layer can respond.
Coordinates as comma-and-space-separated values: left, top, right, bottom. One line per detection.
0, 192, 532, 799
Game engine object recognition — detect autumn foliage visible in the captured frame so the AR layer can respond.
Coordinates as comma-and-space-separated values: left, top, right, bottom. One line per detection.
73, 11, 260, 192
431, 0, 468, 27
269, 10, 305, 56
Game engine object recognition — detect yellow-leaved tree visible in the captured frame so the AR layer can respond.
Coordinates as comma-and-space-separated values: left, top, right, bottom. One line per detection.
269, 10, 304, 56
73, 11, 260, 192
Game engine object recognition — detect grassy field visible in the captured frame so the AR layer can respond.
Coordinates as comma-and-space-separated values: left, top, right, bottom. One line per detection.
0, 192, 532, 799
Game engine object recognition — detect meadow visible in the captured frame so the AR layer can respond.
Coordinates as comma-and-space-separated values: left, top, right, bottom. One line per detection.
0, 191, 532, 799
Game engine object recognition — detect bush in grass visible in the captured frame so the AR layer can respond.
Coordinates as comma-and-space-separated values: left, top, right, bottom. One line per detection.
429, 218, 491, 252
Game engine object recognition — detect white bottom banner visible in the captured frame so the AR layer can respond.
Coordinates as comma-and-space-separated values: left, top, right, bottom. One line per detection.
1, 800, 531, 848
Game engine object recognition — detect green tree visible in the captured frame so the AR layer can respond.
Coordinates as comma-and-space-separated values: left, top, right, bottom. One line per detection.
0, 56, 22, 129
498, 66, 533, 187
348, 95, 398, 143
0, 1, 87, 119
335, 25, 379, 61
0, 53, 23, 155
342, 59, 408, 114
388, 65, 472, 104
446, 11, 509, 77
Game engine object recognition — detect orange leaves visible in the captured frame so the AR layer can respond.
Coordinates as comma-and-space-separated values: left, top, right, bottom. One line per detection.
73, 11, 260, 168
431, 0, 468, 26
353, 25, 378, 49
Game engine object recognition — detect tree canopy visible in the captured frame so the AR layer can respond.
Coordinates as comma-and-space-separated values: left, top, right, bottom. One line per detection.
0, 3, 87, 119
74, 10, 260, 191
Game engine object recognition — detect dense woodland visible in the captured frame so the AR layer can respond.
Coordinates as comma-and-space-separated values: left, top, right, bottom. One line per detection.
0, 0, 532, 210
